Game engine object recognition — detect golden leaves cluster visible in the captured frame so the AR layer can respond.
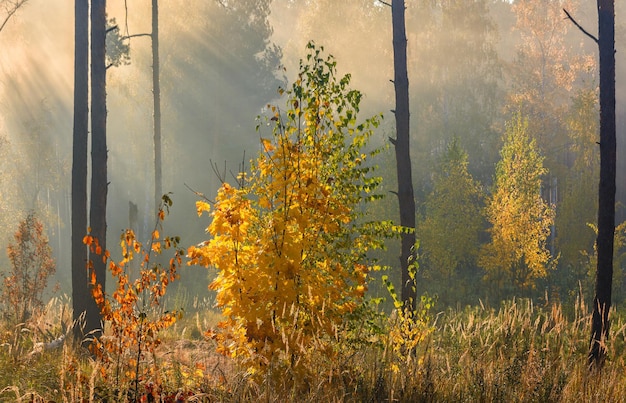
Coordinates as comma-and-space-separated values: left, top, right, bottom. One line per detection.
189, 43, 385, 378
480, 114, 555, 292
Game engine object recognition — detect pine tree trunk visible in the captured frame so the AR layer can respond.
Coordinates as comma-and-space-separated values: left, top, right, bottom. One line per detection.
71, 0, 93, 341
391, 0, 416, 307
152, 0, 162, 213
590, 0, 616, 368
88, 0, 107, 338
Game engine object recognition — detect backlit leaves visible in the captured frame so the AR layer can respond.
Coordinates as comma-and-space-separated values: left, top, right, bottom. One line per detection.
83, 196, 184, 394
480, 114, 555, 294
189, 42, 386, 379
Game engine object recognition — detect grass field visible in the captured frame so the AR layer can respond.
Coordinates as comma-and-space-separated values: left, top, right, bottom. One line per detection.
1, 295, 625, 402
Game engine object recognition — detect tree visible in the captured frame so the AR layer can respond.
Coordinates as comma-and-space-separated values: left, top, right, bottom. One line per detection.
188, 43, 385, 378
2, 211, 55, 324
479, 114, 555, 298
0, 0, 27, 34
564, 0, 617, 369
390, 0, 417, 307
88, 0, 108, 338
418, 139, 484, 305
151, 0, 162, 214
71, 0, 93, 340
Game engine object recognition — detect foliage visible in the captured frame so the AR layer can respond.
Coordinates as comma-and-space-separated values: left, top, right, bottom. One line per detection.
1, 211, 56, 325
82, 195, 184, 400
418, 138, 484, 305
105, 18, 130, 68
188, 42, 388, 379
480, 113, 555, 297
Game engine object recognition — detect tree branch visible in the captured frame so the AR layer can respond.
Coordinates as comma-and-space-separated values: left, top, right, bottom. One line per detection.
563, 8, 598, 44
106, 25, 118, 34
378, 0, 391, 7
122, 33, 152, 40
0, 0, 28, 34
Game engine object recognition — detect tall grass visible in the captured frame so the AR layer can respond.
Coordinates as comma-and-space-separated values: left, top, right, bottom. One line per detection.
2, 296, 626, 401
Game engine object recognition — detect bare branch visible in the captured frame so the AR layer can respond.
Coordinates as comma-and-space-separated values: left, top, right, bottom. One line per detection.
122, 33, 152, 40
0, 0, 28, 34
378, 0, 391, 7
184, 183, 214, 204
563, 8, 598, 44
210, 159, 228, 184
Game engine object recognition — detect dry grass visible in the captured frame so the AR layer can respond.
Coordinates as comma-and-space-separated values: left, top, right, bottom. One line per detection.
2, 296, 626, 402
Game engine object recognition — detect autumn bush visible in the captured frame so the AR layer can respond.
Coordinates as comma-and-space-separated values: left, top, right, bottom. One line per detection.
188, 42, 393, 381
79, 195, 186, 401
1, 211, 56, 325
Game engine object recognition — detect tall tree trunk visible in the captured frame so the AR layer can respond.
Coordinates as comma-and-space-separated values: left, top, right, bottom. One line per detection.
391, 0, 417, 307
152, 0, 162, 213
89, 0, 107, 338
71, 0, 93, 341
590, 0, 616, 368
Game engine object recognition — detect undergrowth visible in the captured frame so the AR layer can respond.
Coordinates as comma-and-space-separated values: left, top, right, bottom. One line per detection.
2, 295, 626, 402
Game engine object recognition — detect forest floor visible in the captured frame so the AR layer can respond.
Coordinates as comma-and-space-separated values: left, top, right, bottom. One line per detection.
1, 297, 626, 402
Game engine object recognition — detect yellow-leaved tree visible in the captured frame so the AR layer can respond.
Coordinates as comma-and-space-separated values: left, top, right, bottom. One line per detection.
480, 113, 555, 297
188, 42, 386, 378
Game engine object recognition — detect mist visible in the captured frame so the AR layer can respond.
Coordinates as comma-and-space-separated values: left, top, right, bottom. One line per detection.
0, 0, 625, 307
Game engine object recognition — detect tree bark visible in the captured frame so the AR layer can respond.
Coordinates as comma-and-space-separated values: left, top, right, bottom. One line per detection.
71, 0, 93, 341
391, 0, 417, 307
88, 0, 107, 338
590, 0, 616, 368
152, 0, 162, 214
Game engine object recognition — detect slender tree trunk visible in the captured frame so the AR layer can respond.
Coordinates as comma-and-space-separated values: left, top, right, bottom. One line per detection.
89, 0, 107, 338
152, 0, 162, 213
71, 0, 93, 341
590, 0, 616, 368
391, 0, 416, 307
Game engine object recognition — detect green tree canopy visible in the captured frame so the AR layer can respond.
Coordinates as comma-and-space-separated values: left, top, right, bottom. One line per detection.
418, 138, 484, 305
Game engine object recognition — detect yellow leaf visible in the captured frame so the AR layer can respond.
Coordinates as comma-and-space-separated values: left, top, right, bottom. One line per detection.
196, 200, 211, 216
261, 138, 275, 152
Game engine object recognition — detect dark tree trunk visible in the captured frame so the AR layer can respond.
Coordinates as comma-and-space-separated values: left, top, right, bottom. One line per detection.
391, 0, 417, 307
71, 0, 93, 341
590, 0, 616, 368
89, 0, 107, 338
152, 0, 162, 213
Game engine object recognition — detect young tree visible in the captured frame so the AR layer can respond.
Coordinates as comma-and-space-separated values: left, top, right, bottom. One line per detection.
390, 0, 417, 308
418, 139, 484, 305
188, 43, 385, 378
2, 211, 56, 324
479, 114, 555, 298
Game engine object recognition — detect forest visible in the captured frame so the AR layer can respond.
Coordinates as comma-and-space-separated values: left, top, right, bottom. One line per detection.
1, 0, 626, 401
